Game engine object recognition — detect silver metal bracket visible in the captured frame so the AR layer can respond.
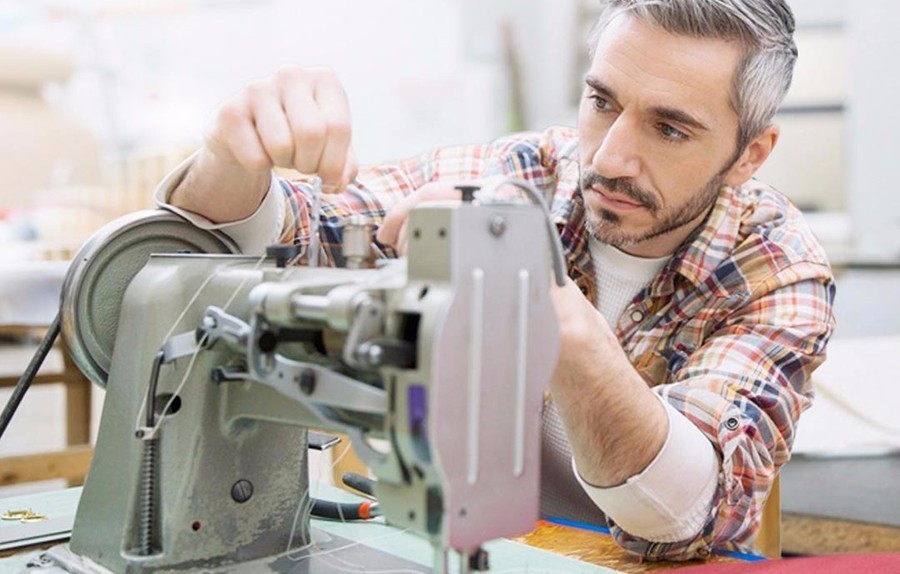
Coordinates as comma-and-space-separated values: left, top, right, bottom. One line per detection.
342, 294, 386, 369
199, 306, 252, 351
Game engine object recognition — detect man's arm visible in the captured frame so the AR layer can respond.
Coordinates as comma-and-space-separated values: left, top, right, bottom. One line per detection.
550, 278, 669, 487
551, 266, 835, 560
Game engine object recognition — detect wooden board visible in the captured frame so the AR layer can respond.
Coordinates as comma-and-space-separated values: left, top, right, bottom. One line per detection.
514, 521, 741, 573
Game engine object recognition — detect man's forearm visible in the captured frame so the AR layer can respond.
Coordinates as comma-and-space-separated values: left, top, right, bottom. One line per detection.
551, 326, 669, 488
169, 147, 270, 224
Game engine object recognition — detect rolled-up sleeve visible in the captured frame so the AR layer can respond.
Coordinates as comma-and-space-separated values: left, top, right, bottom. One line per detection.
610, 264, 835, 560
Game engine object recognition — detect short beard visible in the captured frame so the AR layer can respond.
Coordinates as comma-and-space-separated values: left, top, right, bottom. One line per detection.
582, 168, 728, 250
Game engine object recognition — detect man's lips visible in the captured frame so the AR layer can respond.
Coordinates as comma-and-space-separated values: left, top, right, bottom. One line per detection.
590, 185, 646, 210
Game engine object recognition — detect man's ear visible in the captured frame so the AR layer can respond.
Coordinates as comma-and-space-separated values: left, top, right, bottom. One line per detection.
724, 124, 780, 187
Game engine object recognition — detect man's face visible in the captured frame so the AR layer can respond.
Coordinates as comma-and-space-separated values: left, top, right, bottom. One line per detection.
577, 15, 744, 257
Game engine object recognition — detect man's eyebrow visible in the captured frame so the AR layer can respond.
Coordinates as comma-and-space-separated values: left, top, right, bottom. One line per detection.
652, 106, 710, 132
586, 74, 711, 133
584, 76, 617, 101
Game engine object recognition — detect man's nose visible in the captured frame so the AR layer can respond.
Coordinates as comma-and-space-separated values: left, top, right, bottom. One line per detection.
592, 115, 641, 180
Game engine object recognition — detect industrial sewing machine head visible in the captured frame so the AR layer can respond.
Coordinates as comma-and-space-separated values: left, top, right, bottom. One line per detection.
32, 182, 562, 573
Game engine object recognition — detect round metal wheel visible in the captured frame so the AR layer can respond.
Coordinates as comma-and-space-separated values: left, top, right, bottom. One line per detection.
60, 210, 239, 387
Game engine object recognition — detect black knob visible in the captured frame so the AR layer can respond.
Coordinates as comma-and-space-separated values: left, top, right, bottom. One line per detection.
455, 185, 480, 203
266, 243, 302, 268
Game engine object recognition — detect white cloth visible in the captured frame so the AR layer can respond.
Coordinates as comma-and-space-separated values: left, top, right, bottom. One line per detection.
153, 152, 284, 255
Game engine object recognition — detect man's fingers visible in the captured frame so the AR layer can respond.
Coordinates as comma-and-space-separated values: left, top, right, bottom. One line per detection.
281, 80, 327, 176
313, 72, 353, 191
377, 196, 415, 246
207, 66, 355, 190
377, 183, 464, 247
395, 220, 409, 256
247, 81, 296, 168
342, 147, 359, 187
207, 96, 271, 173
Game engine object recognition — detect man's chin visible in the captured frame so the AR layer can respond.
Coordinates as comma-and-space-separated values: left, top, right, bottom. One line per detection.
585, 212, 642, 248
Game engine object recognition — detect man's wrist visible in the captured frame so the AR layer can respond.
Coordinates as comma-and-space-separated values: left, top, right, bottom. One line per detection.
170, 147, 270, 224
155, 153, 285, 254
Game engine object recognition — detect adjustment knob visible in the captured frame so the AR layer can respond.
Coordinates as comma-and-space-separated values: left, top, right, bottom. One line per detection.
455, 185, 480, 203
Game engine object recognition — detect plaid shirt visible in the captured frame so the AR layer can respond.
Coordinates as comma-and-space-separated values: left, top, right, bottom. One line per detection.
276, 126, 836, 560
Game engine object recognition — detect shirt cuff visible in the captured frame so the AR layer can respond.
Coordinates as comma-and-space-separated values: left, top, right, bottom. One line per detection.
153, 150, 286, 254
572, 394, 719, 543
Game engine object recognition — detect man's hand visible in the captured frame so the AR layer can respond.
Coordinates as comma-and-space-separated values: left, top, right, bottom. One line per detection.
549, 277, 669, 487
171, 66, 359, 223
376, 182, 467, 254
550, 277, 616, 383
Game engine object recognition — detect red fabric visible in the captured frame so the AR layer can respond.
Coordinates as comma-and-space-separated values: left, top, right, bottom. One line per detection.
677, 554, 900, 573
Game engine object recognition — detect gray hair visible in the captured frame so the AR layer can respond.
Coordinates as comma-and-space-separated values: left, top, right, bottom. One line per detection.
588, 0, 797, 151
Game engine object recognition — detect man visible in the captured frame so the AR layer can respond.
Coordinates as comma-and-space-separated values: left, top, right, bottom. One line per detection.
157, 0, 835, 561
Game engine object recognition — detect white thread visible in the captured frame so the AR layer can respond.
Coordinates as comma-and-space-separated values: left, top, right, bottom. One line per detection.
134, 254, 267, 434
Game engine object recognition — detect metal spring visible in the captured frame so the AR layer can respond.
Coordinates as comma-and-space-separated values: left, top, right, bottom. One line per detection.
139, 436, 159, 556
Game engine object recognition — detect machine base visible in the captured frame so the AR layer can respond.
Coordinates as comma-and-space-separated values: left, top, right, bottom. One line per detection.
27, 527, 431, 573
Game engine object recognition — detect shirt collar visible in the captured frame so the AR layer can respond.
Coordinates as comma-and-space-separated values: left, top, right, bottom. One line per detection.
651, 185, 744, 297
555, 182, 744, 299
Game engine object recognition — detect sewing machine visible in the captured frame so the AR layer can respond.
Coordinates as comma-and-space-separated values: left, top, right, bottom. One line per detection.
29, 183, 563, 573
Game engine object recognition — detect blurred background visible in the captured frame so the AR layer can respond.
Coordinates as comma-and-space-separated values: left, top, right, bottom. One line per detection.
1, 0, 898, 497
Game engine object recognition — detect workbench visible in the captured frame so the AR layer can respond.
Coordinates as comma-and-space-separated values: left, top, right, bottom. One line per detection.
780, 453, 900, 555
1, 485, 752, 573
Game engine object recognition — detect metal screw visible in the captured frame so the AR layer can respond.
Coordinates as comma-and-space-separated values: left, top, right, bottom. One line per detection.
489, 216, 506, 237
231, 479, 253, 503
361, 343, 384, 367
298, 368, 316, 395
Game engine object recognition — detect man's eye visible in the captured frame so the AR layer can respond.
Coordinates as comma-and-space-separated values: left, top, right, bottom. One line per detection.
588, 95, 610, 111
658, 123, 688, 141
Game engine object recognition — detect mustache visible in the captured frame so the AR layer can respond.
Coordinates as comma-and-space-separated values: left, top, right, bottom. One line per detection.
581, 170, 659, 212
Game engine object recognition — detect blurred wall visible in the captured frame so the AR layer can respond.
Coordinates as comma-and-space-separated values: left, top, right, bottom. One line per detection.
846, 1, 900, 261
2, 0, 504, 165
2, 0, 898, 261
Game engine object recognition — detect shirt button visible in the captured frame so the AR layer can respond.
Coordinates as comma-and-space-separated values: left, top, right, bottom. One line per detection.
725, 417, 739, 431
630, 309, 644, 322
